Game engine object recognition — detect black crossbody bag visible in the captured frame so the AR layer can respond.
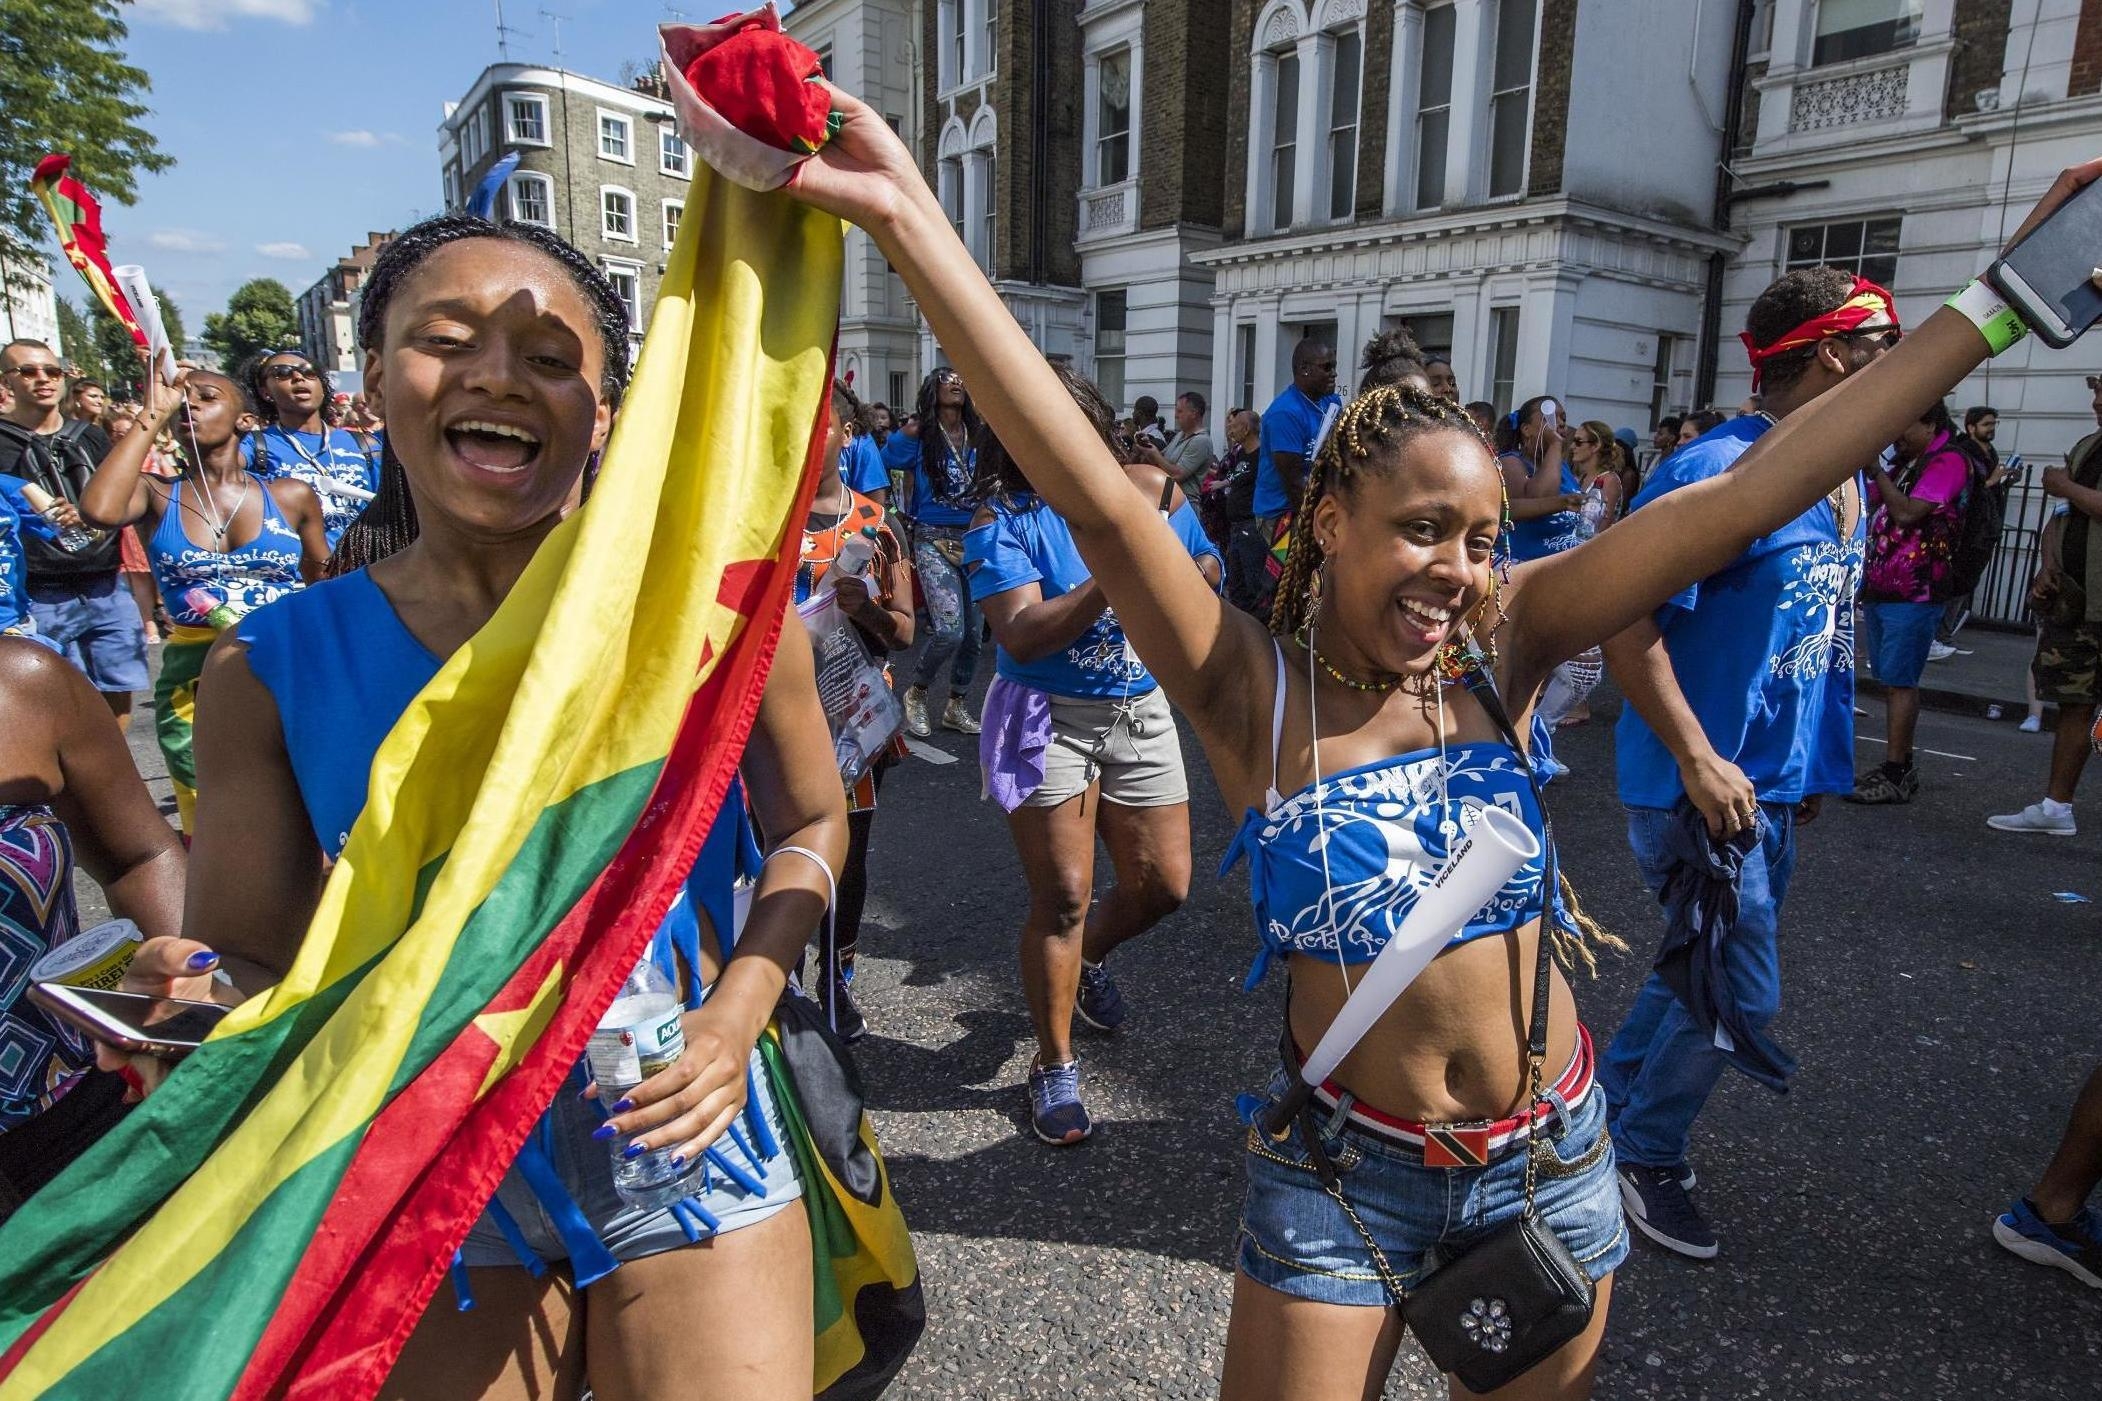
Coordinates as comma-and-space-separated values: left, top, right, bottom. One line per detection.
1285, 659, 1594, 1394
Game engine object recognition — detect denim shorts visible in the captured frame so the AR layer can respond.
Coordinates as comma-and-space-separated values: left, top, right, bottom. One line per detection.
459, 1046, 802, 1269
28, 575, 148, 693
1860, 599, 1942, 689
1236, 1073, 1627, 1307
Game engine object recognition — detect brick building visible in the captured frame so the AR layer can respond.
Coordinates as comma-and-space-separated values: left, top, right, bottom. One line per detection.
296, 231, 395, 387
1719, 0, 2102, 621
785, 0, 925, 411
436, 64, 697, 349
1198, 0, 1743, 428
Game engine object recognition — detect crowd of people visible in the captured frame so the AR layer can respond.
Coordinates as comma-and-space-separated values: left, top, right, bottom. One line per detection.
0, 78, 2096, 1400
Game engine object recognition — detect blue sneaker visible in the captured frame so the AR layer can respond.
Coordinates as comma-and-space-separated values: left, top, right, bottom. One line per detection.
1993, 1198, 2102, 1288
1027, 1058, 1092, 1146
1075, 961, 1127, 1032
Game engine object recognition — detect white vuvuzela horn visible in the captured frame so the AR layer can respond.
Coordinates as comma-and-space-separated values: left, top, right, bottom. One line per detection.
110, 265, 177, 387
1259, 804, 1540, 1138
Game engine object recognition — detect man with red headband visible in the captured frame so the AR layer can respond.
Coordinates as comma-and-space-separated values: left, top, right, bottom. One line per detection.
1599, 267, 1898, 1260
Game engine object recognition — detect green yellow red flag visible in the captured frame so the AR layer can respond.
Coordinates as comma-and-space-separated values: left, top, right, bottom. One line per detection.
30, 155, 147, 347
0, 162, 844, 1397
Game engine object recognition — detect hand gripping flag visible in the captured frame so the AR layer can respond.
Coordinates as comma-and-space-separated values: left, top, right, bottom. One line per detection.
31, 155, 147, 347
0, 158, 844, 1397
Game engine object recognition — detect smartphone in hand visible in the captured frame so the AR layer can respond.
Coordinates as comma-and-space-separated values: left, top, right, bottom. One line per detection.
1988, 176, 2102, 349
30, 983, 231, 1060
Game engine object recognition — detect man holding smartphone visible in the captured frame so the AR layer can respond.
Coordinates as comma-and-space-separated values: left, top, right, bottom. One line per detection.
1989, 375, 2102, 837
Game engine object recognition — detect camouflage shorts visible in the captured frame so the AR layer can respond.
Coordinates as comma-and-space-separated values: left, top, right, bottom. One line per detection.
2032, 619, 2102, 705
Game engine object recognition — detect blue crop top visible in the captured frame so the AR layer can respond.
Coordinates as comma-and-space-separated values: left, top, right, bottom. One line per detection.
149, 477, 305, 629
1222, 643, 1568, 989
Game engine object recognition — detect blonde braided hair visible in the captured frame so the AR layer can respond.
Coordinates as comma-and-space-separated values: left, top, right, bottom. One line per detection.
1264, 382, 1625, 971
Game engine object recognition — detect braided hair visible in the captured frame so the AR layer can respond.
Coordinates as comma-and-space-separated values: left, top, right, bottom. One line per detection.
1356, 326, 1429, 393
241, 349, 334, 429
914, 367, 982, 509
326, 214, 634, 578
1268, 382, 1625, 970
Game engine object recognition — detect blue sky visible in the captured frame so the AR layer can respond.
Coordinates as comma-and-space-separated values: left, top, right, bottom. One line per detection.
57, 0, 713, 332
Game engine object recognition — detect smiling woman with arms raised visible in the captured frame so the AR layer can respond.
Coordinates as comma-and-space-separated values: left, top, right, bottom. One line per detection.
773, 94, 2102, 1400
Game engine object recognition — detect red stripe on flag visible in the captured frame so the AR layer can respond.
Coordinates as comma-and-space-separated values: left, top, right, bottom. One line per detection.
233, 351, 838, 1401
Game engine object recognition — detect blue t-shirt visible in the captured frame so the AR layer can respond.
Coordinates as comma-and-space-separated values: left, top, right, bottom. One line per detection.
1255, 384, 1342, 518
0, 474, 55, 639
1501, 455, 1585, 562
1614, 416, 1865, 808
843, 434, 889, 497
908, 432, 977, 528
243, 426, 379, 547
963, 493, 1220, 699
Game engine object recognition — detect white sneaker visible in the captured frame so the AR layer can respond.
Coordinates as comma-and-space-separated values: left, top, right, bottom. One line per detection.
1927, 641, 1956, 662
1987, 802, 2076, 836
2019, 714, 2043, 734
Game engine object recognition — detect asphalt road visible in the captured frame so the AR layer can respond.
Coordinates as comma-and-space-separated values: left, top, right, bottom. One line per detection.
95, 663, 2099, 1398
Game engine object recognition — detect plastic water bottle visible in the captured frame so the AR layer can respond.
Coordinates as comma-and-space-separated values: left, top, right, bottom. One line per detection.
18, 483, 103, 553
586, 954, 700, 1209
826, 525, 880, 585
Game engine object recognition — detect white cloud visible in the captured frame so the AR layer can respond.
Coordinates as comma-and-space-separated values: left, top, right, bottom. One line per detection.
327, 130, 385, 148
255, 242, 312, 261
147, 229, 228, 255
134, 0, 321, 31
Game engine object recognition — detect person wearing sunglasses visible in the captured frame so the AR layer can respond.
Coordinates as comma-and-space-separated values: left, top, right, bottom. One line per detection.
1599, 267, 1899, 1262
0, 340, 149, 731
240, 350, 380, 549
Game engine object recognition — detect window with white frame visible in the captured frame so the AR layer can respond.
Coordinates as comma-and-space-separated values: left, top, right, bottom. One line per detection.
949, 0, 968, 85
1097, 48, 1133, 186
601, 187, 637, 242
978, 148, 996, 272
660, 127, 689, 178
662, 199, 683, 249
939, 155, 965, 246
508, 172, 554, 228
1650, 334, 1686, 427
598, 111, 633, 163
1487, 0, 1536, 198
603, 260, 641, 330
505, 92, 549, 146
1094, 290, 1127, 412
1812, 0, 1922, 66
1327, 28, 1363, 221
1236, 323, 1256, 412
461, 105, 488, 167
984, 0, 999, 75
1271, 52, 1300, 232
814, 44, 833, 80
443, 164, 460, 211
1415, 4, 1456, 210
1395, 312, 1454, 362
1785, 216, 1900, 286
1487, 306, 1521, 414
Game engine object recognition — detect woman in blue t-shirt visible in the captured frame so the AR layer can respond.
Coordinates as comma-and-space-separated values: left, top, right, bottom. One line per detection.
963, 364, 1220, 1146
901, 367, 987, 738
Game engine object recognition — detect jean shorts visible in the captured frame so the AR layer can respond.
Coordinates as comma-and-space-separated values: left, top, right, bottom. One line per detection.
1860, 599, 1942, 689
28, 575, 148, 693
459, 1046, 802, 1269
1236, 1073, 1627, 1307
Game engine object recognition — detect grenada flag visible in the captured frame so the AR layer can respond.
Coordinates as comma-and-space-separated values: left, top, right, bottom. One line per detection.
0, 165, 843, 1396
31, 154, 147, 347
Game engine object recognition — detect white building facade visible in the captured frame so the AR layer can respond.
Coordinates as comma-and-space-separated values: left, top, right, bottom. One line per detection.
1199, 0, 1744, 430
786, 0, 926, 411
0, 259, 62, 357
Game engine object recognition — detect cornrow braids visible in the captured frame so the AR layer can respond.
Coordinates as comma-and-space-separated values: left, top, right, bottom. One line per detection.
324, 214, 635, 573
1268, 382, 1488, 639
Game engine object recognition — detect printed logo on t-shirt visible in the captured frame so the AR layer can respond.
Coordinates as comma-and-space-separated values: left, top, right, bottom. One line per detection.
1769, 538, 1862, 681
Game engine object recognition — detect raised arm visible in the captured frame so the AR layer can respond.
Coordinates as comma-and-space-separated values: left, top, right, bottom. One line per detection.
80, 369, 185, 528
787, 89, 1266, 743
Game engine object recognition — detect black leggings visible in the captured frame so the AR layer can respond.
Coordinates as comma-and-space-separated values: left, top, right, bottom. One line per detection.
835, 764, 888, 964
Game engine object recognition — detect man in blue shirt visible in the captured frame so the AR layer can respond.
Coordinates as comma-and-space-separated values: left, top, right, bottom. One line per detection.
1600, 267, 1898, 1261
1253, 338, 1339, 524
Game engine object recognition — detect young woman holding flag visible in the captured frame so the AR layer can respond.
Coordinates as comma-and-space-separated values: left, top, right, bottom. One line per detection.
776, 91, 2102, 1399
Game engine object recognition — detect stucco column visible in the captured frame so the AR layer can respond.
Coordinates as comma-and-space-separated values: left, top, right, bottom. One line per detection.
1444, 0, 1491, 207
1384, 1, 1425, 217
1253, 299, 1284, 407
1293, 30, 1333, 230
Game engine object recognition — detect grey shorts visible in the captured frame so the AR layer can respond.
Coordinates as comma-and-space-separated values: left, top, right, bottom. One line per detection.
459, 1045, 802, 1269
1025, 687, 1188, 808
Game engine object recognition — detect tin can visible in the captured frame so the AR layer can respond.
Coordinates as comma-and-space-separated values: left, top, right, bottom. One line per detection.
29, 919, 144, 991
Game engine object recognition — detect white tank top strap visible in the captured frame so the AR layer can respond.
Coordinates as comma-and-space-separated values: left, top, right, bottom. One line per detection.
1266, 638, 1287, 809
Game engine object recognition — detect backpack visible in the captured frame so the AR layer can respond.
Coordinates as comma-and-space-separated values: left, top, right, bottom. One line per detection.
1939, 437, 2003, 603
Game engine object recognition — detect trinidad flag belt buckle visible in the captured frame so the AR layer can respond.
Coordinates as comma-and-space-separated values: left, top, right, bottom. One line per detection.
1421, 1121, 1495, 1169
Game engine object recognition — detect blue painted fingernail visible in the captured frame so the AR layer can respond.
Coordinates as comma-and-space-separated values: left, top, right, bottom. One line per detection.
622, 1141, 646, 1159
670, 1154, 686, 1169
185, 950, 220, 971
591, 1124, 617, 1141
612, 1097, 634, 1113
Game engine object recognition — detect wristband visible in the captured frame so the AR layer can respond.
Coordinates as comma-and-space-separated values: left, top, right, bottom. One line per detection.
1945, 277, 2029, 356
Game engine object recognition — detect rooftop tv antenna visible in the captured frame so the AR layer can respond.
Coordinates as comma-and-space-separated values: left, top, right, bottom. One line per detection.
539, 8, 570, 60
493, 0, 532, 58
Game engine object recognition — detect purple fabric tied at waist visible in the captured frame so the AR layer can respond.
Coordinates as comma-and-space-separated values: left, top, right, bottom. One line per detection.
979, 676, 1053, 812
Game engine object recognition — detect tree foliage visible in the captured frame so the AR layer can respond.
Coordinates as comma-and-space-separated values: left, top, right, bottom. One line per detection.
0, 0, 172, 268
52, 297, 107, 384
202, 279, 298, 372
